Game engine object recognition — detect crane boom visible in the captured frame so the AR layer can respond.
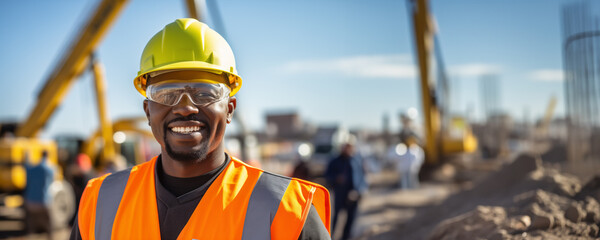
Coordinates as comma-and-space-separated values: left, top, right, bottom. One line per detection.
91, 59, 116, 161
16, 0, 129, 137
185, 0, 206, 22
411, 0, 441, 164
410, 0, 477, 164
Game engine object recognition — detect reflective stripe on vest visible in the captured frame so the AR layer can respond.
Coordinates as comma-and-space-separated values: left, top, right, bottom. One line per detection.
94, 170, 131, 240
241, 172, 291, 239
77, 157, 330, 240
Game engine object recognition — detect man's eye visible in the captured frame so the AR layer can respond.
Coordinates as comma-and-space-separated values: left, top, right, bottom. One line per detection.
156, 94, 177, 104
193, 92, 216, 99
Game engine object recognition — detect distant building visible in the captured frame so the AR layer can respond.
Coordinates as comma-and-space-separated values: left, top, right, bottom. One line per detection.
266, 111, 303, 140
264, 111, 317, 141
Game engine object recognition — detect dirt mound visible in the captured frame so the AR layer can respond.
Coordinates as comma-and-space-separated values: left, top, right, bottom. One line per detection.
576, 176, 600, 202
369, 154, 591, 240
430, 189, 600, 239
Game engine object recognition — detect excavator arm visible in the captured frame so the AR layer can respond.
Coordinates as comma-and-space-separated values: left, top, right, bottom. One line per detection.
411, 0, 442, 164
16, 0, 129, 138
410, 0, 477, 164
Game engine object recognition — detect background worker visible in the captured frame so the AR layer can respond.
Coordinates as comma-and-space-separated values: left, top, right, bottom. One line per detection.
67, 153, 94, 226
24, 151, 55, 240
388, 136, 424, 189
325, 139, 368, 240
398, 109, 422, 147
396, 110, 424, 189
71, 18, 330, 239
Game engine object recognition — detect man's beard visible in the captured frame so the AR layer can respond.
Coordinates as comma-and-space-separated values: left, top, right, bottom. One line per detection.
165, 138, 209, 163
163, 115, 210, 163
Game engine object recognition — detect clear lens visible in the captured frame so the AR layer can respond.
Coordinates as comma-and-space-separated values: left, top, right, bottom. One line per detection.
147, 81, 229, 106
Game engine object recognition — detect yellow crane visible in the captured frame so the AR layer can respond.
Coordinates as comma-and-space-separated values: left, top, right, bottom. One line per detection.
0, 0, 128, 190
410, 0, 478, 165
0, 0, 130, 231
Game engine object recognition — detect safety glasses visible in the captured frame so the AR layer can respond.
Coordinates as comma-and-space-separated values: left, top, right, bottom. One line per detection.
146, 80, 229, 106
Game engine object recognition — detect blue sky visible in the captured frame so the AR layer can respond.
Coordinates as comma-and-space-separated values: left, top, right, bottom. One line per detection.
0, 0, 566, 139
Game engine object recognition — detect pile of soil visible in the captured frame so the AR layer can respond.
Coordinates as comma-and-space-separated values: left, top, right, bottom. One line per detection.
369, 154, 600, 240
430, 186, 599, 239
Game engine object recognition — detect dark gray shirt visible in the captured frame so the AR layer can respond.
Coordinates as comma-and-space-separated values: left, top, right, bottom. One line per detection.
70, 154, 330, 239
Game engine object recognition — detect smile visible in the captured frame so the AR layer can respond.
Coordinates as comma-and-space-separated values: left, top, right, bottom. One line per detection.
170, 126, 203, 134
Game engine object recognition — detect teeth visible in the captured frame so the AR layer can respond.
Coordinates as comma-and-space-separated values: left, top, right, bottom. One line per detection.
171, 126, 201, 134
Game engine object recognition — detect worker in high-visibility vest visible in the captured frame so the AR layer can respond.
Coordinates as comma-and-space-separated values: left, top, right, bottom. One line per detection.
70, 18, 331, 240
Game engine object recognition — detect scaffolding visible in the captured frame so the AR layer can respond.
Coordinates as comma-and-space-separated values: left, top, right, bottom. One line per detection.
562, 0, 600, 161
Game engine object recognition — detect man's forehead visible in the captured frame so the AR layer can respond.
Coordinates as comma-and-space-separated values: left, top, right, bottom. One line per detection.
147, 70, 226, 85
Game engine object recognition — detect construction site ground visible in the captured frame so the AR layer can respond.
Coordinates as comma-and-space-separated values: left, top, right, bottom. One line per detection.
349, 144, 600, 240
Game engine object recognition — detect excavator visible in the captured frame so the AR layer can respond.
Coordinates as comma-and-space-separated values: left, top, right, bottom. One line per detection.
409, 0, 478, 165
0, 0, 130, 232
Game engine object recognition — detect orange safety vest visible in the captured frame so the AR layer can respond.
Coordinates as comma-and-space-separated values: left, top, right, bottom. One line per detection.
77, 156, 330, 240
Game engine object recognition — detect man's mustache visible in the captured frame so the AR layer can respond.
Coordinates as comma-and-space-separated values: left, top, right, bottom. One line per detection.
166, 115, 208, 126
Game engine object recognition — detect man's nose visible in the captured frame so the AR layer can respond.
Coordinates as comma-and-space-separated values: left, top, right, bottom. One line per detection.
172, 94, 199, 116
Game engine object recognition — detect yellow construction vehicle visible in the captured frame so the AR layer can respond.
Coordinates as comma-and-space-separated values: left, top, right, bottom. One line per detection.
83, 59, 155, 169
409, 0, 478, 165
536, 95, 558, 139
82, 117, 154, 166
0, 0, 130, 231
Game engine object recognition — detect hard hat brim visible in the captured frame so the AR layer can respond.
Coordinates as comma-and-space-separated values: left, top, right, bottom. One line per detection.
134, 61, 242, 97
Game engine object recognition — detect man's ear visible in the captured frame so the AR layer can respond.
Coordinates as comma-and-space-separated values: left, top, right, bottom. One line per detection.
143, 99, 151, 125
227, 97, 237, 124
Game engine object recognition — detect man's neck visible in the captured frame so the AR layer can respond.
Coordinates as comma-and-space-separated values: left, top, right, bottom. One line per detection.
160, 148, 226, 178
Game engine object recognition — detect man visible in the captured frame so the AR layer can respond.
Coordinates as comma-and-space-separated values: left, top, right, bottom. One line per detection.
396, 110, 424, 189
398, 111, 422, 147
388, 136, 424, 189
325, 141, 367, 240
24, 151, 55, 239
71, 18, 331, 239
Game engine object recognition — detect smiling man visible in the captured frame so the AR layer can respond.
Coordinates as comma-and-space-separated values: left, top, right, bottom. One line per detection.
71, 18, 331, 240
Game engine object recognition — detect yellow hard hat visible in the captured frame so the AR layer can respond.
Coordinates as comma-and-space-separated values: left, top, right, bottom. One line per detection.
134, 18, 242, 97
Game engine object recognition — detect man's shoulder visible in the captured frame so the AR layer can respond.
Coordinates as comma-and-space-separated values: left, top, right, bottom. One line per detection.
327, 155, 342, 165
87, 159, 155, 188
231, 157, 326, 190
230, 157, 287, 180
